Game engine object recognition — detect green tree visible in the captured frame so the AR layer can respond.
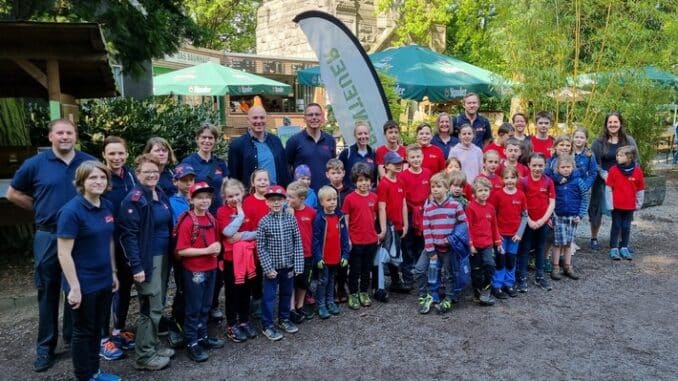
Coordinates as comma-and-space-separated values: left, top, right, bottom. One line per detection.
376, 0, 449, 47
185, 0, 259, 53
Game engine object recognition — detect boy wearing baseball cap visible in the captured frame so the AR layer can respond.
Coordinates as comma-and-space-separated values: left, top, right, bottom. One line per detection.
175, 182, 224, 362
256, 185, 305, 341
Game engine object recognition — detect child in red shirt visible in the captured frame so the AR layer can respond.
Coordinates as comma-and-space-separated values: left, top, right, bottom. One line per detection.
490, 166, 527, 298
530, 111, 554, 159
605, 146, 645, 260
498, 138, 530, 178
286, 181, 317, 322
478, 150, 504, 196
483, 122, 513, 160
416, 123, 446, 174
466, 177, 503, 306
342, 163, 379, 310
175, 182, 224, 362
375, 120, 408, 178
446, 156, 475, 201
312, 186, 349, 319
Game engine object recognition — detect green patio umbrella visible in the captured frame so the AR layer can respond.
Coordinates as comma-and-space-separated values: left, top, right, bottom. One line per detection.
297, 44, 509, 101
153, 62, 293, 96
569, 65, 678, 89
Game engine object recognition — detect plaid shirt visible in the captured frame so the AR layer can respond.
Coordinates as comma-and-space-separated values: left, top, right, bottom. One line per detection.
256, 210, 304, 274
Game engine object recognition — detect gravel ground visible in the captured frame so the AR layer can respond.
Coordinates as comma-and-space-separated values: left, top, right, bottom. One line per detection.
1, 169, 677, 381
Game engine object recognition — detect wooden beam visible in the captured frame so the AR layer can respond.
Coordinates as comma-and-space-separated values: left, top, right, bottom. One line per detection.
12, 59, 48, 89
0, 48, 108, 61
46, 59, 61, 119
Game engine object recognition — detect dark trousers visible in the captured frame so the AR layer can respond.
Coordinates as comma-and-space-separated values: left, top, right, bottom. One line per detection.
401, 231, 424, 285
518, 225, 547, 279
170, 254, 185, 327
71, 288, 112, 381
111, 243, 133, 331
470, 247, 495, 292
34, 230, 72, 356
183, 269, 216, 346
210, 261, 224, 311
335, 266, 348, 296
316, 265, 338, 308
261, 267, 294, 329
610, 209, 634, 248
223, 261, 251, 326
348, 243, 377, 294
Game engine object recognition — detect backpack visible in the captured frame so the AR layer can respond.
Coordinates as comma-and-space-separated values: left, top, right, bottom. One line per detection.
173, 210, 216, 249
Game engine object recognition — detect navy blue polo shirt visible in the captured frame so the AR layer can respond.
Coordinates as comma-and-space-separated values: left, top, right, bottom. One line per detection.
102, 165, 136, 215
453, 113, 492, 148
11, 149, 96, 227
158, 167, 177, 197
285, 129, 336, 191
151, 198, 172, 256
431, 134, 459, 159
338, 144, 376, 187
57, 195, 115, 294
181, 153, 229, 213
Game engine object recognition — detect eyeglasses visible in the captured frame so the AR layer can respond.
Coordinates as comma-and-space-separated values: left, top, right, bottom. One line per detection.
140, 170, 160, 175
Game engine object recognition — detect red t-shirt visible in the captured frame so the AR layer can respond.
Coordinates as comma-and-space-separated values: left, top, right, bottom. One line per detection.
294, 206, 316, 258
175, 213, 218, 272
216, 205, 237, 261
322, 214, 341, 265
531, 135, 554, 159
520, 175, 555, 220
462, 183, 474, 202
377, 176, 405, 231
496, 162, 530, 179
398, 168, 432, 211
375, 145, 407, 165
466, 200, 501, 249
341, 191, 378, 244
490, 188, 527, 236
606, 165, 645, 211
483, 142, 507, 159
420, 144, 446, 174
242, 194, 269, 232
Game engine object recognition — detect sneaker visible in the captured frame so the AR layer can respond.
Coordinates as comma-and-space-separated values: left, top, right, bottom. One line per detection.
290, 309, 305, 324
563, 266, 580, 280
517, 278, 528, 293
158, 316, 170, 336
99, 339, 123, 361
492, 288, 508, 300
535, 277, 552, 291
478, 289, 495, 306
110, 331, 135, 350
620, 247, 632, 260
610, 248, 621, 260
358, 292, 372, 307
90, 370, 121, 381
348, 294, 360, 310
317, 305, 330, 319
156, 347, 175, 358
438, 298, 452, 314
505, 286, 518, 297
226, 325, 248, 343
199, 336, 225, 349
33, 354, 55, 372
262, 326, 283, 341
300, 305, 315, 320
185, 344, 208, 363
167, 329, 185, 349
209, 308, 224, 321
278, 319, 299, 334
327, 302, 340, 315
239, 322, 257, 339
373, 289, 389, 303
590, 238, 601, 251
134, 354, 171, 369
389, 280, 412, 294
550, 265, 562, 280
418, 294, 433, 314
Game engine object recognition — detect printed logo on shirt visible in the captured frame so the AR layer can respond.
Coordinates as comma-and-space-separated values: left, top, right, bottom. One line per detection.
422, 180, 429, 185
368, 202, 375, 208
485, 213, 492, 220
539, 187, 547, 193
105, 215, 114, 223
127, 209, 134, 214
512, 200, 521, 205
367, 158, 374, 163
215, 169, 223, 175
301, 216, 312, 222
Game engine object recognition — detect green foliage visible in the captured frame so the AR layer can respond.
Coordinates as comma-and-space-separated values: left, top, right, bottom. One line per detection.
377, 71, 403, 120
185, 0, 259, 53
0, 98, 30, 145
376, 0, 449, 47
77, 96, 222, 161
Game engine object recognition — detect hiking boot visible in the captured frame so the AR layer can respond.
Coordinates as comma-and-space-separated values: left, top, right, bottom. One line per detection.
348, 294, 360, 310
492, 287, 508, 299
535, 277, 552, 291
226, 325, 247, 343
517, 278, 528, 293
478, 289, 495, 306
590, 238, 600, 251
373, 289, 389, 303
327, 302, 340, 315
317, 305, 330, 319
262, 326, 283, 341
110, 331, 135, 350
563, 266, 580, 280
620, 247, 632, 260
389, 280, 412, 294
550, 265, 562, 280
278, 319, 299, 334
156, 347, 175, 358
610, 248, 621, 260
505, 286, 518, 297
33, 354, 55, 372
134, 354, 171, 369
289, 309, 305, 324
438, 298, 452, 314
418, 294, 433, 314
238, 322, 257, 339
358, 292, 372, 307
185, 344, 208, 363
199, 336, 225, 349
167, 329, 184, 349
99, 339, 123, 361
90, 370, 121, 381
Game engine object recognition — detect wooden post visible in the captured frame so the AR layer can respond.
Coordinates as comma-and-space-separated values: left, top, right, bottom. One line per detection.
46, 59, 61, 119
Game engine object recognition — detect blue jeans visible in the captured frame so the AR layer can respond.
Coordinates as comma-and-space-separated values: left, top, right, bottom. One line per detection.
70, 288, 111, 381
518, 225, 547, 279
183, 269, 216, 346
261, 267, 294, 329
610, 209, 634, 248
414, 249, 453, 302
316, 265, 338, 308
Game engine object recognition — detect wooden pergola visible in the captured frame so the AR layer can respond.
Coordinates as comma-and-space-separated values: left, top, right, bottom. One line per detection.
0, 21, 117, 118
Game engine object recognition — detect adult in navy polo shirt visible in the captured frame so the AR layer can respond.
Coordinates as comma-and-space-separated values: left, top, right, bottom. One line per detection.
431, 112, 459, 158
285, 103, 336, 190
57, 160, 119, 381
228, 106, 291, 189
338, 121, 376, 187
6, 119, 95, 372
180, 123, 229, 214
452, 92, 492, 148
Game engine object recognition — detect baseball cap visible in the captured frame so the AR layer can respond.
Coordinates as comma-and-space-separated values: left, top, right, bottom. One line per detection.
173, 164, 196, 180
383, 151, 404, 165
189, 181, 214, 198
264, 185, 286, 199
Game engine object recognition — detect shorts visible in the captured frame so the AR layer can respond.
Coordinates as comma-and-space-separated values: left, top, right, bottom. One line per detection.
294, 257, 313, 290
552, 215, 578, 246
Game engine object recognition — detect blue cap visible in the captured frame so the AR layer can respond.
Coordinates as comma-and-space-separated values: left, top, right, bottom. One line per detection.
173, 164, 196, 180
383, 151, 404, 165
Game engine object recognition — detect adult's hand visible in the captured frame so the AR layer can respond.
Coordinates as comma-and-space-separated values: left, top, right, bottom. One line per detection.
68, 288, 82, 309
133, 271, 145, 283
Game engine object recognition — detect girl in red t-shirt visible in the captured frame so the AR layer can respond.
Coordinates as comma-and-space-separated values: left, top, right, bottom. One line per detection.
416, 123, 446, 175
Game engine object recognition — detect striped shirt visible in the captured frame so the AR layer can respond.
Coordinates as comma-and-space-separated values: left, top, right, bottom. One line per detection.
256, 211, 304, 274
423, 196, 467, 253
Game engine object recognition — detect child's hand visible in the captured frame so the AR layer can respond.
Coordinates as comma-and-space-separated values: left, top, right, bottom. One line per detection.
340, 258, 348, 268
470, 247, 477, 256
527, 219, 538, 229
560, 177, 567, 184
316, 260, 325, 269
206, 242, 221, 256
512, 234, 522, 242
496, 245, 505, 255
574, 216, 581, 224
401, 225, 408, 238
266, 270, 277, 279
228, 232, 242, 243
377, 231, 386, 242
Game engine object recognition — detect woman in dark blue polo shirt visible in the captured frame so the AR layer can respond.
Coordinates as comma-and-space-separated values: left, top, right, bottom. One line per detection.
338, 121, 376, 188
57, 160, 120, 381
143, 136, 178, 197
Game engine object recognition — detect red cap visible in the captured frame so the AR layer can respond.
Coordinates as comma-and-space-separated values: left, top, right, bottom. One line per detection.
189, 181, 214, 198
264, 185, 286, 198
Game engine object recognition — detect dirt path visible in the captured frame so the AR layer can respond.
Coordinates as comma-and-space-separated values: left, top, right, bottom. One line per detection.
2, 170, 677, 380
